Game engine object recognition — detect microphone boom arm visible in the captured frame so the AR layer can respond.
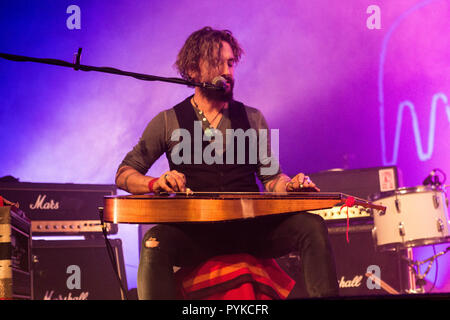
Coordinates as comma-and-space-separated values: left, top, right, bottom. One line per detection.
0, 49, 222, 90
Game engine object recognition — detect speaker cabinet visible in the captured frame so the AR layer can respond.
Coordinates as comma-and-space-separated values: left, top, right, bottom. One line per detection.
277, 223, 409, 298
32, 239, 127, 300
0, 206, 32, 300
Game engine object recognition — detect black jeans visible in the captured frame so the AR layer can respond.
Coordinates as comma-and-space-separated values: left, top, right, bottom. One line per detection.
137, 212, 339, 299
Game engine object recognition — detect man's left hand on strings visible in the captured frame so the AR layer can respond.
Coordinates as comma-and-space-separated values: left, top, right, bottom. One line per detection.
286, 173, 320, 192
264, 173, 320, 192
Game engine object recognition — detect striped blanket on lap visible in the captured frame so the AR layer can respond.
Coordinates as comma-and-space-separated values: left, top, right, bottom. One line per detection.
175, 254, 295, 300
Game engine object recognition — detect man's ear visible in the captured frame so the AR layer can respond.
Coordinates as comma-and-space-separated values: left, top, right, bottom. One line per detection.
187, 68, 199, 82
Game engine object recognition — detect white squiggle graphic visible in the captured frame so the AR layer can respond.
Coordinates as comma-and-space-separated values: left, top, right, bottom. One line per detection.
378, 0, 450, 165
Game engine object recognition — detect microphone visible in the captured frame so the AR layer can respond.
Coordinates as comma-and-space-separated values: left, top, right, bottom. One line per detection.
199, 76, 228, 91
423, 169, 437, 186
211, 76, 227, 90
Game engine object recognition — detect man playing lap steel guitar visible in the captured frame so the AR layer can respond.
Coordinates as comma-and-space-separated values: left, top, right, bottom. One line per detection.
115, 27, 339, 299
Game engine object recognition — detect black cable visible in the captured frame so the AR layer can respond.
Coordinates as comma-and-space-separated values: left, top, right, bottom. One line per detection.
98, 207, 129, 300
434, 168, 447, 186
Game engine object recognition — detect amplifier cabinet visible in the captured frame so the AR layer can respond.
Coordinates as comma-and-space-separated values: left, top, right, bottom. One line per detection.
328, 223, 409, 296
32, 239, 127, 300
0, 182, 117, 235
277, 223, 409, 298
0, 206, 32, 300
308, 166, 399, 200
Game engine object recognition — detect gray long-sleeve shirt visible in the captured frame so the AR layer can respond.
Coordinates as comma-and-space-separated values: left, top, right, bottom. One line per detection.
119, 98, 281, 186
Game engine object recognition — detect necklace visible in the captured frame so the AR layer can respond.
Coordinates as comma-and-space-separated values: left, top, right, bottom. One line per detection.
192, 97, 224, 135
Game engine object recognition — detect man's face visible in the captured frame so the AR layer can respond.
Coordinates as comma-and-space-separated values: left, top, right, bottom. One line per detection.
197, 41, 235, 102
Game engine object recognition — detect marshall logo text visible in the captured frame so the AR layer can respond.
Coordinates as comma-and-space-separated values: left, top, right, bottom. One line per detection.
338, 275, 363, 288
339, 265, 382, 290
29, 194, 60, 210
43, 290, 89, 300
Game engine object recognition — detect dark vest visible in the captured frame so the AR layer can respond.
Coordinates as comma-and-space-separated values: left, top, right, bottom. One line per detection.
166, 97, 260, 192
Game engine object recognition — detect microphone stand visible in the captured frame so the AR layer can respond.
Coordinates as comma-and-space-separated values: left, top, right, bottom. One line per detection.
0, 48, 222, 90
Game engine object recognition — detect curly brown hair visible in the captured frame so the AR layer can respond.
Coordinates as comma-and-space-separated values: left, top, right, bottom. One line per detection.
175, 26, 243, 82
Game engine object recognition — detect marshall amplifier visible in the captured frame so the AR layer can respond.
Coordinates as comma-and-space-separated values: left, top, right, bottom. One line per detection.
290, 166, 401, 224
277, 223, 410, 298
307, 166, 399, 200
328, 223, 409, 296
32, 239, 127, 300
0, 205, 32, 299
0, 182, 117, 235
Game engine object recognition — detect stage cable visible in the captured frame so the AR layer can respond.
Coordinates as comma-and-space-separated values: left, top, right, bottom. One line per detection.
98, 206, 129, 300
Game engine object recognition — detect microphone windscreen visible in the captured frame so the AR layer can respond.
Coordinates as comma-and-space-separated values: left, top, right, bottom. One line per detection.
212, 76, 227, 89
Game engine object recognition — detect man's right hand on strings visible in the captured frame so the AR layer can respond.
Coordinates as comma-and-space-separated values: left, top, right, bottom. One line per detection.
116, 166, 189, 194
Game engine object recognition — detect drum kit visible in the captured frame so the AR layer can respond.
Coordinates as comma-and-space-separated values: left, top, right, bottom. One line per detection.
370, 169, 450, 294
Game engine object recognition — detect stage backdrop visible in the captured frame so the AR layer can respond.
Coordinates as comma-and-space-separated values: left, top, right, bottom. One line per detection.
1, 0, 449, 293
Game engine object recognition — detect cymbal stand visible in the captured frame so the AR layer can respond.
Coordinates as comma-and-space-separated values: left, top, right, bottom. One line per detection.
403, 246, 450, 293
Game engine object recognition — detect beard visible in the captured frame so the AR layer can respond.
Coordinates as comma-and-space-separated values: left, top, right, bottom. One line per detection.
199, 75, 234, 102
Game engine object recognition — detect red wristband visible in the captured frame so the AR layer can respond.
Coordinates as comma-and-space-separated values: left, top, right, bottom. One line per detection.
148, 178, 158, 193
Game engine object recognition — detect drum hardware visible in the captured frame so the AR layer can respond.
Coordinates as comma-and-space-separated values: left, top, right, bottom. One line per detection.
432, 194, 440, 209
406, 248, 417, 292
403, 246, 450, 294
422, 168, 446, 188
436, 218, 445, 233
398, 222, 406, 237
395, 198, 401, 213
371, 227, 378, 251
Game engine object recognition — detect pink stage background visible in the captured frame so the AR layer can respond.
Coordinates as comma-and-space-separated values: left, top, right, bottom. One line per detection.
1, 0, 449, 293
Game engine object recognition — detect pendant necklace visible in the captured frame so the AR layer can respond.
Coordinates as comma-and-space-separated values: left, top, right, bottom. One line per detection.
192, 97, 224, 137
